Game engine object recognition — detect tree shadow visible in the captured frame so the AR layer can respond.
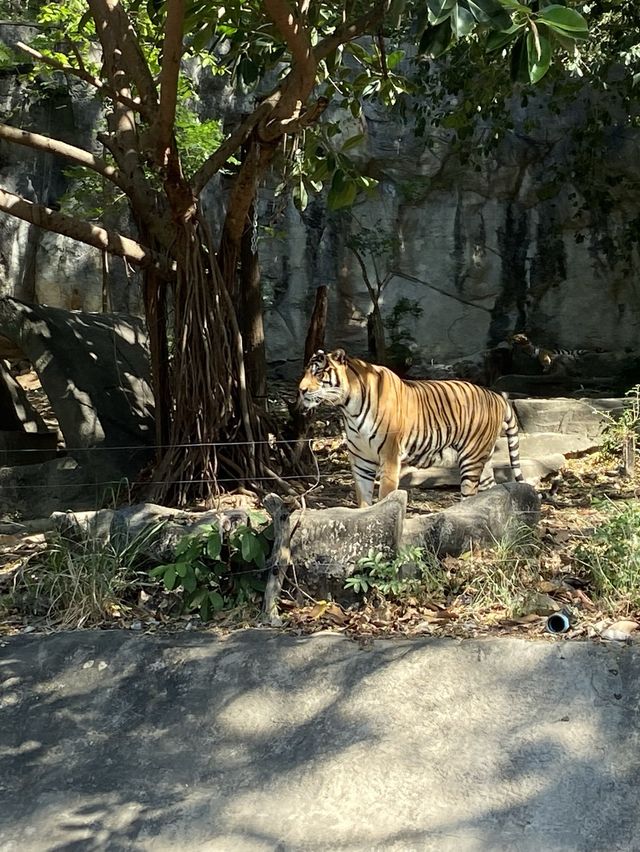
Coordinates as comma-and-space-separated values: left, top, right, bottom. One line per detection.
0, 630, 639, 850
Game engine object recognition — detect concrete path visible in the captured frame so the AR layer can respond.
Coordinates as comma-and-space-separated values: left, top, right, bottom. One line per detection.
1, 630, 639, 851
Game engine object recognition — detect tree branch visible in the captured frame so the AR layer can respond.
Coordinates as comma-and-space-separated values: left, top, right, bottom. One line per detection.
190, 100, 276, 195
263, 0, 313, 71
0, 123, 130, 192
259, 95, 329, 142
87, 0, 158, 116
153, 0, 185, 168
315, 1, 391, 62
16, 42, 143, 116
261, 0, 318, 137
0, 188, 171, 273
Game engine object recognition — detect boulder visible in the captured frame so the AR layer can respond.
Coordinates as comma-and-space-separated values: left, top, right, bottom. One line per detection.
289, 490, 408, 600
0, 298, 154, 480
513, 397, 624, 438
0, 299, 155, 519
0, 458, 92, 518
402, 482, 540, 556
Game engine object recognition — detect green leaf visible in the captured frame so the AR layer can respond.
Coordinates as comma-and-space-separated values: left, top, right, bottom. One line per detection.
293, 179, 308, 212
241, 532, 255, 563
427, 0, 457, 25
466, 0, 512, 31
341, 133, 365, 152
419, 20, 453, 58
149, 564, 169, 578
485, 27, 520, 53
209, 591, 225, 611
386, 50, 405, 70
175, 562, 189, 578
327, 171, 358, 210
526, 30, 551, 84
188, 588, 208, 608
206, 530, 222, 560
182, 567, 198, 593
537, 5, 588, 35
164, 565, 177, 591
451, 4, 475, 38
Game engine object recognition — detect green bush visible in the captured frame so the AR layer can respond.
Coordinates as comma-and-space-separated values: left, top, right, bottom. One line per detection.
8, 524, 162, 628
575, 500, 640, 613
345, 546, 444, 599
150, 518, 273, 621
600, 384, 640, 460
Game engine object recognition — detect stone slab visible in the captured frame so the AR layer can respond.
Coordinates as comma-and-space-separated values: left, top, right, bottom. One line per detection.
401, 431, 595, 490
0, 630, 639, 851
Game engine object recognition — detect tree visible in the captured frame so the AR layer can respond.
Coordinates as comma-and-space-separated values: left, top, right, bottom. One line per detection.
0, 0, 589, 505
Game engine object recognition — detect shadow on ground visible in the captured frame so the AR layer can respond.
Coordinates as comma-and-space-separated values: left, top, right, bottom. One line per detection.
0, 629, 639, 851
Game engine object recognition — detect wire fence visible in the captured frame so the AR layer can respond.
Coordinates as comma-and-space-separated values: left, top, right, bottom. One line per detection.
0, 433, 351, 491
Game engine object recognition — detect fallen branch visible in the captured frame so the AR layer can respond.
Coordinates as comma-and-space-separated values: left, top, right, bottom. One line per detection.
262, 493, 295, 625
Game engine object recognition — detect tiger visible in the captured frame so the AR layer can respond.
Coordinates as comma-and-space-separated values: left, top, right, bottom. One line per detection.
510, 333, 591, 372
298, 348, 524, 507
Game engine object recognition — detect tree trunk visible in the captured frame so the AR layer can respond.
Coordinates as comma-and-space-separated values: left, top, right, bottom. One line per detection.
367, 300, 387, 365
142, 263, 172, 453
240, 199, 267, 401
304, 284, 329, 366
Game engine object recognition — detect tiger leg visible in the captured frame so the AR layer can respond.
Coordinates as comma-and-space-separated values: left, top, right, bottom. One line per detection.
379, 453, 401, 500
458, 450, 493, 498
349, 455, 377, 507
503, 404, 524, 482
478, 449, 496, 491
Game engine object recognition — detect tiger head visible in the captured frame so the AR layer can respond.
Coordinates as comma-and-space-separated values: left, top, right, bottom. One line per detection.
298, 348, 349, 410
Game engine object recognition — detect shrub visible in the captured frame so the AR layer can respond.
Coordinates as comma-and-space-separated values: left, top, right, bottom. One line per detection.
600, 384, 640, 460
575, 500, 640, 613
8, 524, 161, 628
150, 518, 273, 621
344, 546, 445, 599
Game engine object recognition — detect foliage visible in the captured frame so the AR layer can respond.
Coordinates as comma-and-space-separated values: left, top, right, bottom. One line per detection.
574, 499, 640, 613
345, 523, 541, 620
410, 1, 639, 273
8, 524, 162, 628
345, 545, 445, 599
150, 517, 274, 621
254, 1, 590, 214
459, 522, 541, 615
599, 384, 640, 460
384, 297, 424, 372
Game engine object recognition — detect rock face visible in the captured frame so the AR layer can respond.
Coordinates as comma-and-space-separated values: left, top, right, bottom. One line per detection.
0, 28, 638, 381
0, 298, 154, 515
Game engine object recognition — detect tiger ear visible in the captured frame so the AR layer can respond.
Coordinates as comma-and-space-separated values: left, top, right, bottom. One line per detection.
331, 348, 347, 364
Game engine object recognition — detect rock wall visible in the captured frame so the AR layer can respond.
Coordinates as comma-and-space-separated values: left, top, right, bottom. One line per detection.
0, 27, 638, 379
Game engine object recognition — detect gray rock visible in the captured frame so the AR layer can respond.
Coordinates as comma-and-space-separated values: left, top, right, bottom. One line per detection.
402, 482, 541, 556
289, 490, 408, 600
513, 397, 625, 438
0, 298, 154, 480
0, 458, 94, 517
50, 502, 258, 563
